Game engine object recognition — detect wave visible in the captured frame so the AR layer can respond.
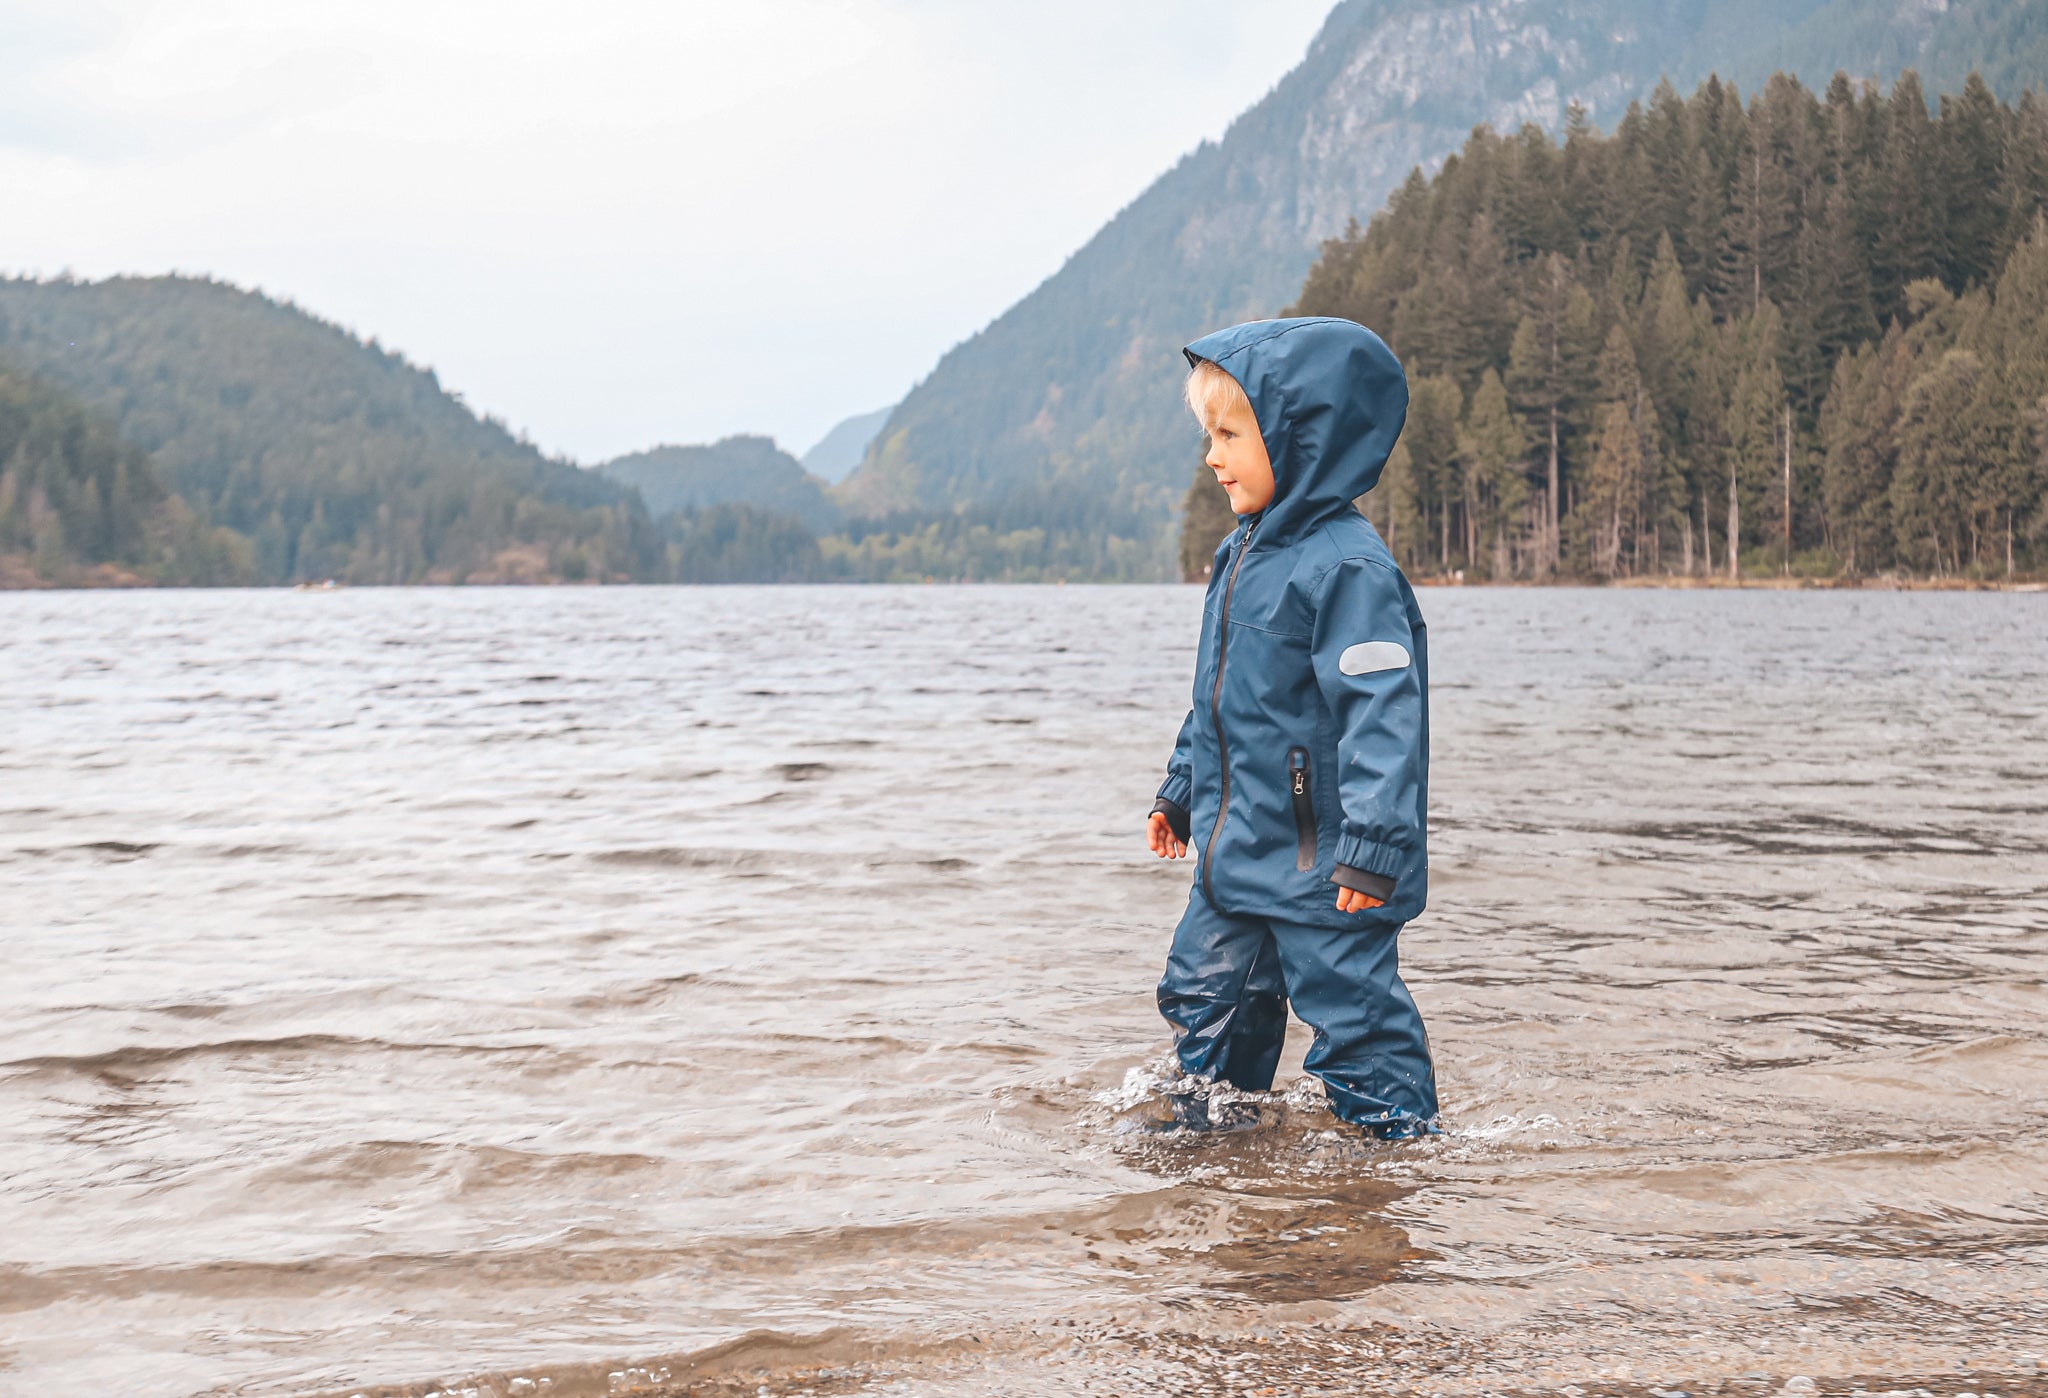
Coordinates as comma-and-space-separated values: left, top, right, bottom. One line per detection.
589, 847, 791, 871
5, 839, 160, 863
2, 1033, 551, 1079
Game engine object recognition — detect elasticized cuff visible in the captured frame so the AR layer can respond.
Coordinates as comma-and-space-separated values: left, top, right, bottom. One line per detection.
1151, 798, 1191, 845
1333, 829, 1409, 881
1332, 864, 1396, 900
1156, 768, 1192, 813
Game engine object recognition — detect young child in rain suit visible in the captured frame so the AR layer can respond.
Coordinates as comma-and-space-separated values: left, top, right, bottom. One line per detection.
1145, 316, 1440, 1141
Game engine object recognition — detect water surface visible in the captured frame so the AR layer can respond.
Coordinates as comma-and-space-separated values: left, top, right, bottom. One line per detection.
3, 586, 2045, 1396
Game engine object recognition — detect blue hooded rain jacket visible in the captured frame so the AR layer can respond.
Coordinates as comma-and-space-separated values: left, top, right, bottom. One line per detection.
1154, 317, 1429, 930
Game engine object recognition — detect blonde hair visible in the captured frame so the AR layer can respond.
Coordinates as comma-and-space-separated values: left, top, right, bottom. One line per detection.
1183, 359, 1252, 435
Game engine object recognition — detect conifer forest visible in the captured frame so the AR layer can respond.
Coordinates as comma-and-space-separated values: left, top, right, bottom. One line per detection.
1235, 70, 2048, 583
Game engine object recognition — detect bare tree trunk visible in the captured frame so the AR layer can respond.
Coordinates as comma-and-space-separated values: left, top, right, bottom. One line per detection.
1465, 481, 1477, 571
1781, 402, 1792, 576
1727, 461, 1740, 581
1700, 485, 1714, 575
1682, 513, 1695, 576
2008, 509, 2015, 577
1547, 405, 1560, 575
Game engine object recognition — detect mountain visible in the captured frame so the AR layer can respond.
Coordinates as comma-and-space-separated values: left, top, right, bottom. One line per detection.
1270, 70, 2048, 581
1755, 0, 2048, 102
842, 0, 2048, 580
800, 407, 893, 484
0, 275, 662, 585
597, 435, 842, 533
0, 363, 251, 587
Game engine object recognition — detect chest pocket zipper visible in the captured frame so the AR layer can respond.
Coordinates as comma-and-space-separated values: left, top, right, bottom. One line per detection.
1288, 747, 1315, 872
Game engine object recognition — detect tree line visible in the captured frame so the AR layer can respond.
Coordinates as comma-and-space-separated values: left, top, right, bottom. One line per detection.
0, 366, 253, 586
1179, 70, 2048, 582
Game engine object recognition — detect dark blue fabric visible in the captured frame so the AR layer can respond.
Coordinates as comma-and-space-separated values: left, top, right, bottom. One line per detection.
1153, 316, 1438, 1133
1156, 316, 1430, 930
1158, 888, 1439, 1136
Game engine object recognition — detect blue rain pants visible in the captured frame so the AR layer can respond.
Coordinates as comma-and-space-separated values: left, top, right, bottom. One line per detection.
1158, 886, 1438, 1138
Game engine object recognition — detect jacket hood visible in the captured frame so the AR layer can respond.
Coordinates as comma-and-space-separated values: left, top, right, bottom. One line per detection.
1184, 317, 1407, 547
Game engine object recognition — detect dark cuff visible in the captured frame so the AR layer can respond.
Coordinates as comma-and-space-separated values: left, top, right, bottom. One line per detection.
1332, 864, 1396, 901
1151, 799, 1191, 845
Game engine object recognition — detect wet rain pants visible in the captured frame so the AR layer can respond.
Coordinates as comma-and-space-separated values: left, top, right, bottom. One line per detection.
1158, 888, 1438, 1137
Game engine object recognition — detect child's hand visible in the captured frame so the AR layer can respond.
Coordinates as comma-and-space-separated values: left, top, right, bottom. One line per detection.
1335, 887, 1385, 914
1146, 811, 1187, 860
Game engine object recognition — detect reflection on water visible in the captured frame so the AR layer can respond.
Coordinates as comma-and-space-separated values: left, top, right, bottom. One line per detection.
2, 585, 2045, 1396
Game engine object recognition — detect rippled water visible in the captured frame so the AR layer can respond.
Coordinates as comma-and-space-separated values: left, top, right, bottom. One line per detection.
4, 585, 2046, 1398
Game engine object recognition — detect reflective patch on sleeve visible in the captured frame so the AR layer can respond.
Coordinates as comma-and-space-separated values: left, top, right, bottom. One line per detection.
1338, 640, 1411, 676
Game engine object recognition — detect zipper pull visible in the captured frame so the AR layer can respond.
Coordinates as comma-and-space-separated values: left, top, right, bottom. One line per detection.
1289, 747, 1307, 797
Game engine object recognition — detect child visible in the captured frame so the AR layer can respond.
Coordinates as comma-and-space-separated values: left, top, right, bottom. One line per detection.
1144, 316, 1439, 1140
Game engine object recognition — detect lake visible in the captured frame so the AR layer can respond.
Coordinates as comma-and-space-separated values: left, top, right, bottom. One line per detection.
4, 585, 2045, 1396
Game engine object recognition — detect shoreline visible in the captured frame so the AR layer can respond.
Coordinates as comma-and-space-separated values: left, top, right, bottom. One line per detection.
3, 573, 2045, 593
1406, 573, 2048, 592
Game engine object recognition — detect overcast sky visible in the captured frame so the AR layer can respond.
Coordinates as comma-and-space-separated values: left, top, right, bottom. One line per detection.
0, 0, 1333, 462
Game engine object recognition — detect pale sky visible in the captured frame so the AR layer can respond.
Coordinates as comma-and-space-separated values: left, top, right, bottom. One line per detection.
0, 0, 1334, 463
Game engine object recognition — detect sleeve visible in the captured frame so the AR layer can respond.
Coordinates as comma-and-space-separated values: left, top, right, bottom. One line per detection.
1310, 559, 1424, 899
1151, 709, 1195, 843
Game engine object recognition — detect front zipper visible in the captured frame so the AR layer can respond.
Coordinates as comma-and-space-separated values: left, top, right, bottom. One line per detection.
1201, 518, 1256, 905
1288, 746, 1315, 871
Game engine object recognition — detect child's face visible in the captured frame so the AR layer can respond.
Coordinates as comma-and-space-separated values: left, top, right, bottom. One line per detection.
1205, 395, 1274, 515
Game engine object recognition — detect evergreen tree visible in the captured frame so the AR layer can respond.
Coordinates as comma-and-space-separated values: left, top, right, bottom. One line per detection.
1178, 461, 1236, 581
1875, 72, 1947, 321
1507, 255, 1599, 573
1893, 349, 2003, 572
1940, 74, 2010, 289
1460, 368, 1530, 579
1724, 303, 1789, 574
1282, 68, 2048, 581
1404, 376, 1465, 571
1819, 332, 1907, 573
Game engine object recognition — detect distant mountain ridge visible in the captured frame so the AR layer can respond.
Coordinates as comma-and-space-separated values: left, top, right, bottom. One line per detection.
0, 275, 660, 585
842, 0, 2048, 579
801, 407, 893, 484
597, 435, 842, 533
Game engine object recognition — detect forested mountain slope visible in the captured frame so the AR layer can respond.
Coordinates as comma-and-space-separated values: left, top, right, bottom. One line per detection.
0, 277, 662, 585
0, 364, 250, 586
1265, 71, 2048, 580
598, 435, 841, 533
844, 0, 2048, 580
